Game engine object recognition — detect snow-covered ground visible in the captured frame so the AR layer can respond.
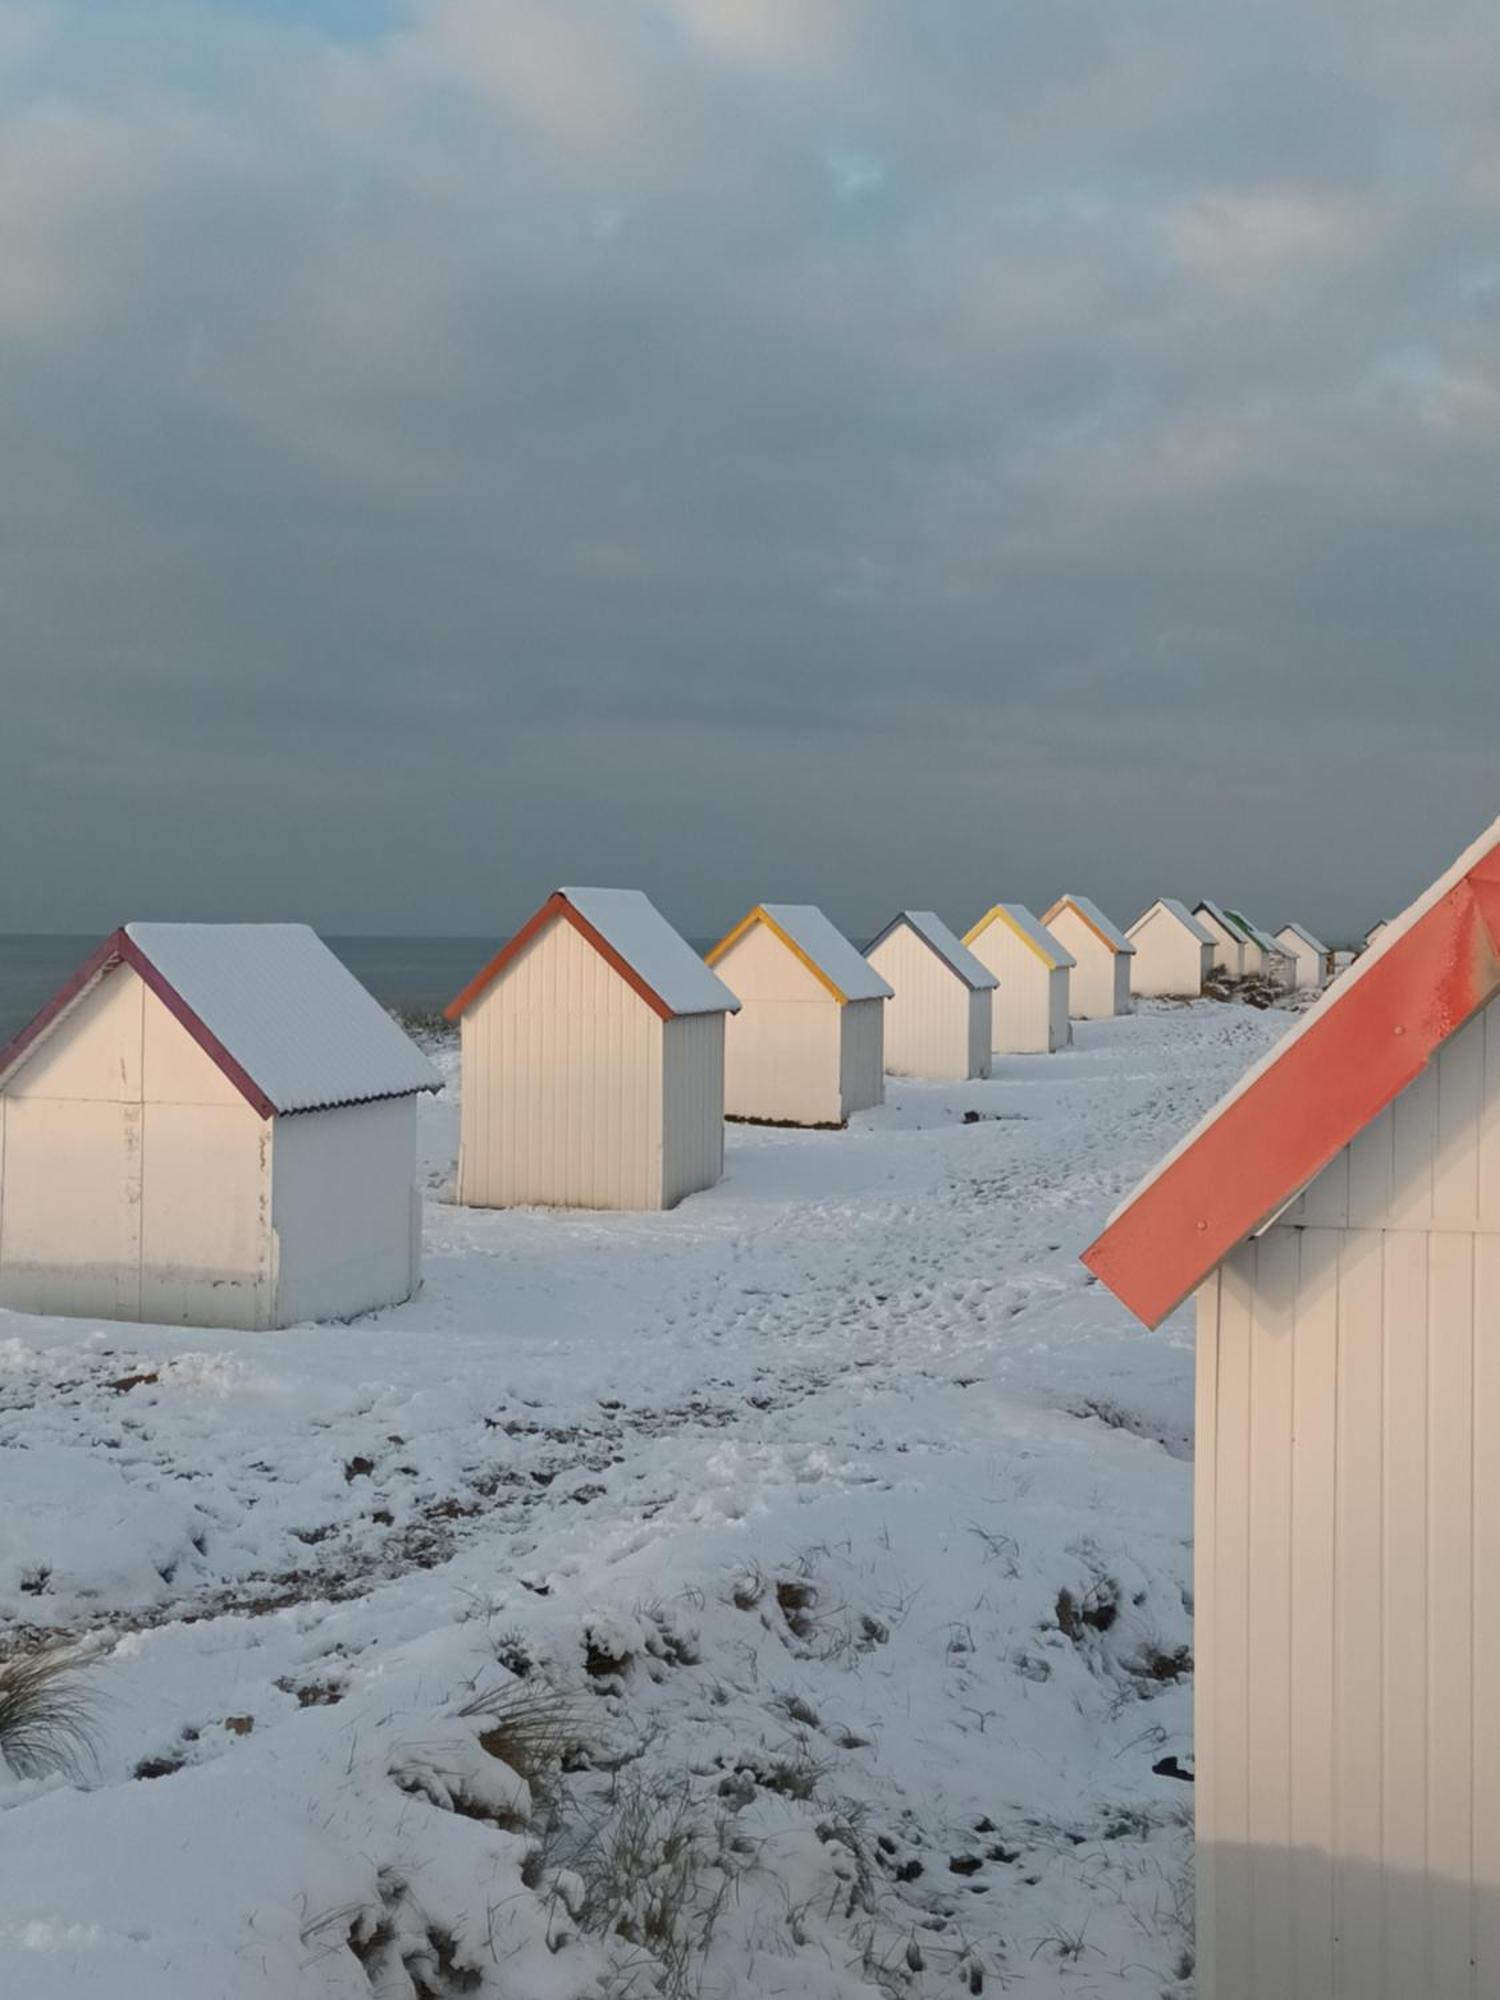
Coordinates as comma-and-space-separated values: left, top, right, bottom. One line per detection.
0, 1000, 1288, 1998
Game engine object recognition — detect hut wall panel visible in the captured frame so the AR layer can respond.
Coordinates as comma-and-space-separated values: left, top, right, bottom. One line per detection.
838, 997, 885, 1117
868, 926, 975, 1079
1046, 906, 1122, 1019
967, 921, 1069, 1054
139, 1101, 271, 1328
271, 1097, 419, 1323
6, 964, 143, 1102
660, 1012, 725, 1209
716, 923, 844, 1125
966, 988, 992, 1080
457, 916, 662, 1209
1129, 909, 1205, 998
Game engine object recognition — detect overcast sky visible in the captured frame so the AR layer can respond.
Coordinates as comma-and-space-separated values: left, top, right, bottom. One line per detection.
1, 0, 1497, 945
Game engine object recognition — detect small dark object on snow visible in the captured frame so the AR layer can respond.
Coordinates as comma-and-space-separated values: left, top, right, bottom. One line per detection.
1153, 1755, 1195, 1782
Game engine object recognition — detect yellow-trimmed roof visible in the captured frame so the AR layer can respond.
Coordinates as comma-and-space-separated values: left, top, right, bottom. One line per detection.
707, 904, 893, 1005
963, 903, 1076, 971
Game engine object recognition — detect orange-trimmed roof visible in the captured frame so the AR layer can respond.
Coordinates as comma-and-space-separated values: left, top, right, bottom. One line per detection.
1043, 895, 1135, 956
1083, 818, 1500, 1328
707, 904, 893, 1005
447, 889, 738, 1023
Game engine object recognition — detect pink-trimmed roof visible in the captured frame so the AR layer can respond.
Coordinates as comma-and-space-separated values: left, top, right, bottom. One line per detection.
1083, 818, 1500, 1328
0, 925, 439, 1119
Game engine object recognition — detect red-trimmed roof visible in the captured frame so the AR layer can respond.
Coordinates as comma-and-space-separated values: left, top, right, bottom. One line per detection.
1083, 819, 1500, 1328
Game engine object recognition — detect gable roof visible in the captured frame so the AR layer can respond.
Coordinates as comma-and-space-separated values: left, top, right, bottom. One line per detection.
447, 888, 739, 1023
865, 911, 998, 991
0, 924, 441, 1119
1127, 898, 1216, 947
1083, 817, 1500, 1328
1043, 895, 1135, 955
963, 904, 1076, 971
1225, 908, 1285, 958
707, 904, 893, 1004
1194, 899, 1242, 946
1276, 920, 1327, 956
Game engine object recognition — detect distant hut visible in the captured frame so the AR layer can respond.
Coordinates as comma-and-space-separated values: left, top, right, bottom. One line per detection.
864, 911, 997, 1081
1082, 816, 1500, 2000
447, 888, 740, 1211
706, 905, 891, 1127
1195, 900, 1248, 980
1364, 917, 1391, 950
1274, 920, 1329, 992
1042, 896, 1135, 1019
1125, 899, 1216, 999
1227, 909, 1296, 988
0, 924, 439, 1329
963, 905, 1073, 1055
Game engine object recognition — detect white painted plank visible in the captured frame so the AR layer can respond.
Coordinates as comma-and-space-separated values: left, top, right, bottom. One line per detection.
1389, 1062, 1437, 1228
1348, 1104, 1395, 1228
1473, 1235, 1500, 1988
1299, 1147, 1351, 1227
1194, 1277, 1220, 1988
1434, 1013, 1484, 1227
1212, 1247, 1255, 2000
1479, 1000, 1500, 1226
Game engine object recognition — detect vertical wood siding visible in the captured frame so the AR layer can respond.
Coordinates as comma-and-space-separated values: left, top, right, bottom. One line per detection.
1197, 990, 1500, 1995
838, 998, 886, 1117
660, 1012, 725, 1209
867, 926, 981, 1079
968, 924, 1071, 1054
457, 915, 665, 1209
967, 989, 993, 1080
716, 921, 845, 1125
1046, 906, 1122, 1019
1129, 909, 1206, 998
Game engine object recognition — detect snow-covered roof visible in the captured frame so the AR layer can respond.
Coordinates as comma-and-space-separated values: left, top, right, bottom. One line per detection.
864, 911, 998, 991
1128, 899, 1216, 946
963, 904, 1075, 970
1193, 899, 1240, 942
1085, 815, 1500, 1327
1225, 910, 1285, 958
1276, 921, 1327, 956
709, 904, 894, 1004
447, 889, 739, 1022
1043, 895, 1135, 955
0, 924, 441, 1118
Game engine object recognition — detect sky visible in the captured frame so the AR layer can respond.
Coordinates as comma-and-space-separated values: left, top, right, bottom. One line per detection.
1, 0, 1497, 947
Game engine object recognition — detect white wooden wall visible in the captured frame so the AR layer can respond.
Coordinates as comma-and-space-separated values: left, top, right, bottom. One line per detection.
272, 1097, 421, 1323
967, 924, 1070, 1054
967, 988, 993, 1080
660, 1012, 726, 1209
868, 926, 987, 1080
456, 917, 667, 1209
1048, 907, 1124, 1019
838, 997, 886, 1116
716, 922, 845, 1125
0, 967, 275, 1328
1194, 995, 1500, 1999
1129, 909, 1208, 999
1199, 914, 1245, 979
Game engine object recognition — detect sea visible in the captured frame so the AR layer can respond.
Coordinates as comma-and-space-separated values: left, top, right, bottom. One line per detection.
0, 932, 725, 1042
0, 936, 500, 1041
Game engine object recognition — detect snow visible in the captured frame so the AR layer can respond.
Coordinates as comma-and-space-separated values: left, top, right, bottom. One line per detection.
1275, 920, 1326, 955
0, 998, 1291, 1997
560, 888, 740, 1016
966, 904, 1076, 970
865, 911, 998, 990
1046, 896, 1135, 955
124, 924, 442, 1111
746, 904, 895, 1001
1131, 900, 1216, 947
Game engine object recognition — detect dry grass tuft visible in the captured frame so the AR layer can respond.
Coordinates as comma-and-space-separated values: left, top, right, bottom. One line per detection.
460, 1679, 589, 1796
0, 1645, 99, 1781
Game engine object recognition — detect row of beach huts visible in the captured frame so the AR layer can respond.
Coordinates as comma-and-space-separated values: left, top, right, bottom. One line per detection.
0, 889, 1346, 1333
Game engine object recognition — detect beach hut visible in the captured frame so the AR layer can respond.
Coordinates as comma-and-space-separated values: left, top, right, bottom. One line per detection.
1364, 917, 1391, 949
1125, 899, 1216, 999
962, 905, 1073, 1054
1082, 818, 1500, 2000
1274, 920, 1328, 992
447, 888, 739, 1211
1041, 896, 1134, 1019
1225, 908, 1295, 988
706, 904, 891, 1126
864, 911, 997, 1081
0, 924, 439, 1329
1194, 901, 1247, 980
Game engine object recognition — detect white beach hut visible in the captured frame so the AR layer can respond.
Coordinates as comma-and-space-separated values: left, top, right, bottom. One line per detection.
447, 888, 739, 1212
1084, 817, 1500, 2000
0, 924, 439, 1330
962, 905, 1073, 1054
1194, 900, 1247, 980
706, 904, 891, 1127
1274, 920, 1328, 992
864, 911, 996, 1081
1227, 909, 1296, 988
1364, 917, 1391, 949
1041, 896, 1134, 1019
1125, 899, 1216, 999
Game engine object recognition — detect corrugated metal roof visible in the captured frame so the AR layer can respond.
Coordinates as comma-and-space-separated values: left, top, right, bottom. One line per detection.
1129, 898, 1217, 947
1225, 909, 1285, 958
1194, 899, 1239, 942
964, 904, 1076, 970
1046, 895, 1136, 955
865, 911, 998, 991
723, 905, 893, 1003
126, 923, 441, 1114
559, 889, 740, 1016
1276, 920, 1327, 955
